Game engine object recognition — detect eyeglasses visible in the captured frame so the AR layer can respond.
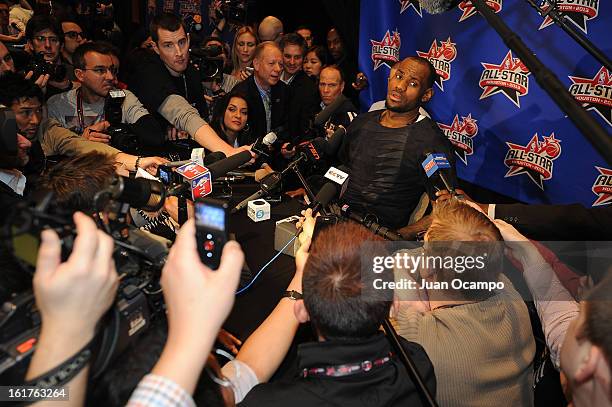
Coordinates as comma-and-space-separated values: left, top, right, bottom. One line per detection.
82, 66, 118, 76
64, 31, 86, 40
33, 36, 60, 44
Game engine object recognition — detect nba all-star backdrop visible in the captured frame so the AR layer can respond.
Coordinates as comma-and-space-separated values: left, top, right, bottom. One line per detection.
359, 0, 611, 207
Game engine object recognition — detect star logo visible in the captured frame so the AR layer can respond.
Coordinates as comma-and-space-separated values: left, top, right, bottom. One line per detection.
437, 113, 479, 164
479, 50, 530, 108
539, 0, 599, 34
457, 0, 502, 22
568, 66, 612, 127
370, 30, 401, 71
591, 166, 612, 206
504, 133, 562, 189
416, 37, 457, 91
399, 0, 422, 16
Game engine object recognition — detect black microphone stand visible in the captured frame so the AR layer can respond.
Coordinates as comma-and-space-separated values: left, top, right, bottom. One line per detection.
524, 0, 611, 72
285, 154, 317, 203
470, 0, 612, 166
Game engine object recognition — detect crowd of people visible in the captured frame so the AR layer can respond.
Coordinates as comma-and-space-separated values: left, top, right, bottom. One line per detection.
0, 1, 611, 406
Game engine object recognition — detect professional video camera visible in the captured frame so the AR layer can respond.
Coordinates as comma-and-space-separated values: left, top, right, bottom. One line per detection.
190, 45, 224, 82
214, 0, 250, 25
104, 89, 140, 154
23, 53, 67, 82
0, 177, 170, 383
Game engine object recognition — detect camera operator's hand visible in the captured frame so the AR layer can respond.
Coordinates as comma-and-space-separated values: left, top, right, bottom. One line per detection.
24, 71, 50, 90
153, 219, 244, 393
281, 142, 296, 159
83, 120, 111, 143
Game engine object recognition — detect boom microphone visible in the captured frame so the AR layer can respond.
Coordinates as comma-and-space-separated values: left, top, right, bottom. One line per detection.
419, 0, 462, 14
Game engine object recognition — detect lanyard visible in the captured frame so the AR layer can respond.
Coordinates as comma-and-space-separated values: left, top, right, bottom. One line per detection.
76, 87, 85, 132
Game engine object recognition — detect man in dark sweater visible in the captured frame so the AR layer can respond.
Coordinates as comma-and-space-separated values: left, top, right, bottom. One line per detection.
340, 56, 457, 230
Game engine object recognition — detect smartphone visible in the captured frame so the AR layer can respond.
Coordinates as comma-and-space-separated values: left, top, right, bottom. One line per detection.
312, 214, 339, 242
195, 198, 229, 269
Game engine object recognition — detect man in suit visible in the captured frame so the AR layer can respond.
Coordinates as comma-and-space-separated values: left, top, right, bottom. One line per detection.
233, 41, 289, 147
279, 33, 319, 145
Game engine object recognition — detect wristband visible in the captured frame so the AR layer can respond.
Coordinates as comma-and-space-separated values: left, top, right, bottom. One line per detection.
135, 156, 142, 170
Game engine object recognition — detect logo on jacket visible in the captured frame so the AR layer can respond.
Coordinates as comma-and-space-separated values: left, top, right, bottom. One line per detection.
370, 30, 401, 71
479, 50, 530, 108
437, 114, 478, 165
416, 37, 457, 91
504, 133, 562, 189
538, 0, 599, 34
399, 0, 422, 16
591, 166, 612, 206
568, 66, 612, 127
457, 0, 502, 22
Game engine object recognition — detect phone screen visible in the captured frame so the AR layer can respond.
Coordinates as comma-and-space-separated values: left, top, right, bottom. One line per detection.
195, 202, 226, 231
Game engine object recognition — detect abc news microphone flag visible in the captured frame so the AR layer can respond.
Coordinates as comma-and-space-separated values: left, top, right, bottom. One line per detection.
359, 0, 611, 207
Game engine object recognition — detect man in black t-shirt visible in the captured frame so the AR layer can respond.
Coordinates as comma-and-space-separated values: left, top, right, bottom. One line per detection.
339, 56, 457, 230
128, 13, 245, 157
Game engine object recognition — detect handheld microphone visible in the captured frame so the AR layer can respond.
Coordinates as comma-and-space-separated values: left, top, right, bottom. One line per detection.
310, 182, 339, 216
422, 152, 455, 198
252, 131, 277, 159
231, 171, 282, 213
324, 125, 346, 157
314, 94, 349, 127
340, 204, 403, 241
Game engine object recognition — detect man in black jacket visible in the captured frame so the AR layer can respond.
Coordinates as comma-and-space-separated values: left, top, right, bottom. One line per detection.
279, 33, 319, 145
232, 41, 289, 146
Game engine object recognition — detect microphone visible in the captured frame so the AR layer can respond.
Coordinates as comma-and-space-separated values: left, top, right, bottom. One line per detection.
203, 151, 227, 166
206, 150, 252, 178
102, 176, 166, 212
421, 152, 455, 198
324, 125, 346, 157
310, 182, 339, 215
231, 171, 282, 213
340, 204, 403, 241
251, 131, 277, 159
314, 94, 349, 127
419, 0, 462, 14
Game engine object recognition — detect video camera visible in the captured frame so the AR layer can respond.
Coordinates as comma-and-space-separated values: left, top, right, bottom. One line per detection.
190, 45, 224, 83
0, 178, 170, 383
214, 0, 250, 25
24, 53, 67, 82
104, 89, 140, 154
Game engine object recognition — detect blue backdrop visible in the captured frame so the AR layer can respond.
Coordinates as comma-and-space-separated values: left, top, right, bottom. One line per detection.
358, 0, 611, 207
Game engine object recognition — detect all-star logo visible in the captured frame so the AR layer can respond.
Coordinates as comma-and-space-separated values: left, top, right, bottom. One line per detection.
437, 114, 478, 165
370, 30, 401, 71
416, 38, 457, 91
591, 166, 612, 206
539, 0, 599, 34
568, 66, 612, 127
399, 0, 422, 16
504, 133, 562, 189
479, 50, 530, 108
457, 0, 502, 22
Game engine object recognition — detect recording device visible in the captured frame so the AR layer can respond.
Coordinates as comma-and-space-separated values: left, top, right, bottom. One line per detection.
312, 214, 340, 242
421, 152, 455, 200
95, 175, 166, 212
214, 0, 250, 25
195, 198, 229, 269
158, 152, 227, 187
104, 89, 139, 154
251, 131, 277, 159
23, 53, 66, 82
190, 45, 224, 82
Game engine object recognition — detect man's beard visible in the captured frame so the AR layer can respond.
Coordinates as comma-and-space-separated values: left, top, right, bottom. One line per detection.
385, 99, 414, 113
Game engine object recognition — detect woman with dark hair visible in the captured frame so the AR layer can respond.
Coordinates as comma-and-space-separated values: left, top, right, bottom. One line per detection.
210, 91, 249, 147
303, 45, 328, 79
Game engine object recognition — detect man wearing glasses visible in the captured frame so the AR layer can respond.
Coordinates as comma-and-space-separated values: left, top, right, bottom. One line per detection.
47, 41, 165, 148
24, 14, 73, 99
59, 17, 87, 81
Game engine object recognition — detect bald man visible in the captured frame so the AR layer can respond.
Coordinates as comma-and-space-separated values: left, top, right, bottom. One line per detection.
339, 56, 457, 230
232, 41, 289, 146
258, 16, 283, 43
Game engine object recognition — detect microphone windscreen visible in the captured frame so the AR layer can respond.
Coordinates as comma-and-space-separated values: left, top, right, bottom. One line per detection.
420, 0, 462, 14
206, 150, 252, 179
313, 182, 338, 210
263, 132, 277, 146
325, 126, 346, 156
203, 151, 227, 166
314, 94, 348, 127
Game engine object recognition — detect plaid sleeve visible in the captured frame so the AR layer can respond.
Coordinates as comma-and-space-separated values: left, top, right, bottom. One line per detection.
126, 374, 196, 407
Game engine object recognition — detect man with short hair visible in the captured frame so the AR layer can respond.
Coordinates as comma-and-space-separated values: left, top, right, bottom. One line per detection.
233, 41, 289, 146
0, 0, 23, 43
59, 17, 86, 80
47, 41, 164, 148
295, 25, 313, 48
24, 14, 72, 99
340, 56, 457, 230
279, 33, 318, 145
0, 40, 14, 74
258, 16, 283, 43
317, 65, 357, 133
326, 27, 358, 104
128, 13, 245, 156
